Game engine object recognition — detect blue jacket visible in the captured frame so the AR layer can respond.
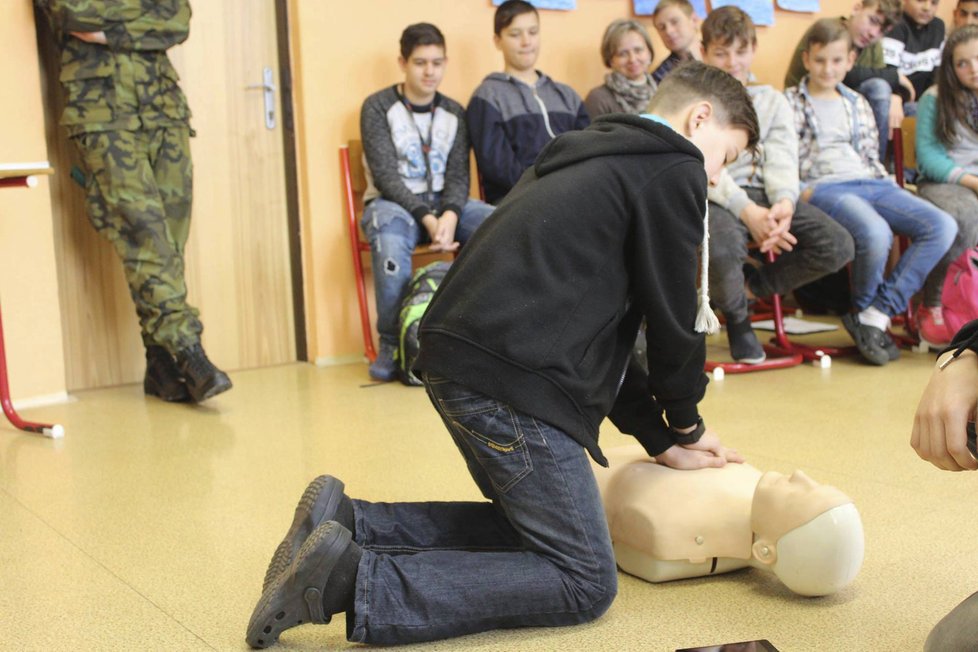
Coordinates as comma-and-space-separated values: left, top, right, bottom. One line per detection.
467, 71, 589, 204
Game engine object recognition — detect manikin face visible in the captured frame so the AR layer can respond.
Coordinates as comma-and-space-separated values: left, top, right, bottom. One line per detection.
955, 1, 978, 28
848, 4, 887, 48
702, 37, 756, 85
610, 30, 653, 81
751, 470, 852, 544
398, 45, 446, 102
904, 0, 940, 25
495, 12, 541, 73
654, 5, 700, 56
802, 39, 857, 93
684, 109, 749, 184
954, 38, 978, 93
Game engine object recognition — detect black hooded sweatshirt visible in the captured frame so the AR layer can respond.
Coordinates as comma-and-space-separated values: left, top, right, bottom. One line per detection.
415, 114, 710, 466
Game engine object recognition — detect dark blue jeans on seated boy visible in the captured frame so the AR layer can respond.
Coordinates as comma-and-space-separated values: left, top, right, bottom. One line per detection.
808, 178, 955, 318
346, 373, 618, 644
709, 188, 854, 327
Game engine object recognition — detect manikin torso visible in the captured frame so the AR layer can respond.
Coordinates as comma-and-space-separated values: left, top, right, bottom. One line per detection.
592, 445, 864, 596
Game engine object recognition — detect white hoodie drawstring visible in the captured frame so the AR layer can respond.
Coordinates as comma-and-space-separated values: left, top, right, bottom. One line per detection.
694, 199, 720, 335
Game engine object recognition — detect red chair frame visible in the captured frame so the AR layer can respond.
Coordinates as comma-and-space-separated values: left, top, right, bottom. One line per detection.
341, 142, 379, 362
341, 142, 453, 362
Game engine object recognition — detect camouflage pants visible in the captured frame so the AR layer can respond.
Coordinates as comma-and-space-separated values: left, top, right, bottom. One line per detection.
73, 126, 202, 355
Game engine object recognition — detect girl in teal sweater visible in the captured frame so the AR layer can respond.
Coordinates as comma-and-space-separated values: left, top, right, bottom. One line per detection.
915, 25, 978, 346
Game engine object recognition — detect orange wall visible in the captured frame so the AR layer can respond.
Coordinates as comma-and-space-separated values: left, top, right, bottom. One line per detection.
291, 0, 955, 364
4, 0, 959, 388
0, 2, 66, 401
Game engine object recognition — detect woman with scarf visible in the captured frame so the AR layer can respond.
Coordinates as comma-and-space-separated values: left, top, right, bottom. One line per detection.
584, 19, 658, 119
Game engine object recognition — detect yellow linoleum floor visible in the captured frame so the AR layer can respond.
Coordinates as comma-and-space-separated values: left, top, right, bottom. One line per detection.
2, 323, 975, 651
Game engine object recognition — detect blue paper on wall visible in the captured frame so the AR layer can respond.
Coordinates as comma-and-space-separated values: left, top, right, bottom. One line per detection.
634, 0, 707, 17
493, 0, 577, 9
711, 0, 774, 25
776, 0, 820, 12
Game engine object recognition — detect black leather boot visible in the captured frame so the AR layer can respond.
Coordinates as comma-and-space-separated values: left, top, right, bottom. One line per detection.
144, 345, 191, 402
175, 344, 232, 402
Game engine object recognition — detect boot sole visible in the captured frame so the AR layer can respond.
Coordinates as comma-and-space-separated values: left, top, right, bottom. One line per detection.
143, 377, 192, 403
246, 522, 351, 649
188, 374, 233, 402
262, 476, 344, 594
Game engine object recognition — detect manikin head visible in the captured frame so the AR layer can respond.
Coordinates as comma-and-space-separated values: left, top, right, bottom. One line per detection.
749, 470, 865, 596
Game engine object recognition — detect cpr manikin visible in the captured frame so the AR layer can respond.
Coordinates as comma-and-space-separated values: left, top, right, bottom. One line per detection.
592, 445, 864, 596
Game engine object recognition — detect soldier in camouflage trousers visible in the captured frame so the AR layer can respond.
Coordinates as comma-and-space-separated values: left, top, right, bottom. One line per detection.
36, 0, 231, 402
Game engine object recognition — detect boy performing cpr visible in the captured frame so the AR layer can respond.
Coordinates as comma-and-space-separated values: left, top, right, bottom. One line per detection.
247, 62, 757, 647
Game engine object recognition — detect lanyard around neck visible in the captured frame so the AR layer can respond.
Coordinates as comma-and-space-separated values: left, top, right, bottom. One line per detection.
399, 84, 436, 197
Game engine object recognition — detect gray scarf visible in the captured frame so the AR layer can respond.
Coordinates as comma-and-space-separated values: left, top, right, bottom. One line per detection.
604, 71, 657, 114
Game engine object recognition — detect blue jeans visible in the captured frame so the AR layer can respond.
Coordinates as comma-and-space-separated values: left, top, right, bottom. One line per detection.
347, 374, 618, 645
361, 195, 494, 346
809, 178, 956, 316
857, 77, 892, 161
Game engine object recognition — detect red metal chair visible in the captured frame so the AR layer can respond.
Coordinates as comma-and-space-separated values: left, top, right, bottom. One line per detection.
705, 251, 807, 378
340, 141, 379, 361
341, 141, 453, 362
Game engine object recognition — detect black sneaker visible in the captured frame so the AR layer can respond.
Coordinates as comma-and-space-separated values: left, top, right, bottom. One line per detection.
842, 313, 890, 366
883, 333, 901, 361
143, 346, 191, 402
246, 521, 362, 649
262, 476, 355, 594
726, 317, 766, 364
175, 344, 232, 402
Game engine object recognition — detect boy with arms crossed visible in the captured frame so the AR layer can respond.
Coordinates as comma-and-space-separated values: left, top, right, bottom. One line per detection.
247, 62, 756, 648
883, 0, 946, 108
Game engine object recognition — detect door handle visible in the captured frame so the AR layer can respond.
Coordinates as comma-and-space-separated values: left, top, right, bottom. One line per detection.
245, 66, 276, 130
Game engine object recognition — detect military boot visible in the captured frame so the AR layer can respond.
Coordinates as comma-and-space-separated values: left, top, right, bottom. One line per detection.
175, 344, 232, 402
144, 345, 191, 402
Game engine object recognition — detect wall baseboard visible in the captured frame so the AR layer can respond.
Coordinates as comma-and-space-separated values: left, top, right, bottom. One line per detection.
13, 391, 74, 410
314, 354, 365, 367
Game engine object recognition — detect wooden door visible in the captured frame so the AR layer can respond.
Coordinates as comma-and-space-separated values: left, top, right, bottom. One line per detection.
36, 1, 297, 391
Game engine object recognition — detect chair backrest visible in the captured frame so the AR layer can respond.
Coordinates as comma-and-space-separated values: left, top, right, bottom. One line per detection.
341, 140, 372, 256
901, 116, 916, 171
342, 139, 367, 216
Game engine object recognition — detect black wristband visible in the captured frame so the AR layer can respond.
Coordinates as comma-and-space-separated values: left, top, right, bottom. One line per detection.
671, 417, 705, 445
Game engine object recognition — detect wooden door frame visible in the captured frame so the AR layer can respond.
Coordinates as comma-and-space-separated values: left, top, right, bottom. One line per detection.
275, 0, 307, 361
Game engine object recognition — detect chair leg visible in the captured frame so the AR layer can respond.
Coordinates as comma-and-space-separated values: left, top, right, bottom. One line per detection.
353, 250, 377, 362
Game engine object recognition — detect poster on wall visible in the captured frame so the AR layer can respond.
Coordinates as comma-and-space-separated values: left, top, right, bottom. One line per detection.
634, 0, 707, 18
776, 0, 820, 12
493, 0, 577, 9
711, 0, 774, 25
